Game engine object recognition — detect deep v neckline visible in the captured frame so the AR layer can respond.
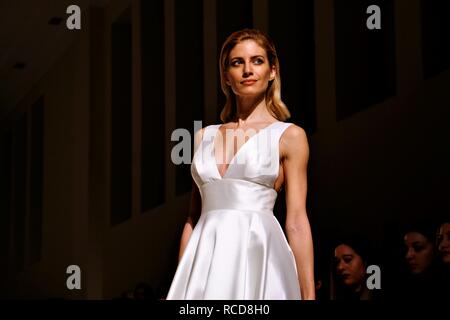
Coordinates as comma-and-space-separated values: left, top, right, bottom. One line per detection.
212, 121, 280, 179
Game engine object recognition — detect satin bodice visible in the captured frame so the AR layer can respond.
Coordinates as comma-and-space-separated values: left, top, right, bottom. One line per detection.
191, 121, 293, 213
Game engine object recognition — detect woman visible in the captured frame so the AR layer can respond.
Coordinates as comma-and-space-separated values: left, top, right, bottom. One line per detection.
437, 221, 450, 266
436, 221, 450, 299
396, 222, 440, 299
167, 29, 314, 299
330, 236, 377, 300
403, 226, 436, 275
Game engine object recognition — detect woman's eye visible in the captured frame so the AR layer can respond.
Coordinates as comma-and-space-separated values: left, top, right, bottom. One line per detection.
231, 60, 241, 66
254, 58, 263, 65
343, 258, 352, 263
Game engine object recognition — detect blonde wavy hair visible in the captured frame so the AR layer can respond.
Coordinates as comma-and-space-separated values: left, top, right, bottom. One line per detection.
219, 28, 291, 123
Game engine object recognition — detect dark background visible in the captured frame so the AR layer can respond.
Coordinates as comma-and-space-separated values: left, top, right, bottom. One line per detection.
0, 0, 449, 299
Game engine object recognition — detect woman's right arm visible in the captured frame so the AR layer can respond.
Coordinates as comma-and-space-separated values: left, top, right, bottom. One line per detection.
178, 181, 201, 261
178, 127, 204, 262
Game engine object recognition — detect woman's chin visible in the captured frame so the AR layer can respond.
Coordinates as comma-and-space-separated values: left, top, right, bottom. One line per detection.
442, 254, 450, 265
233, 88, 266, 98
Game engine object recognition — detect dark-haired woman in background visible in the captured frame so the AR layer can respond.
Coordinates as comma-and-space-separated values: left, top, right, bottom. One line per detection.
436, 221, 450, 299
330, 235, 380, 300
397, 222, 440, 300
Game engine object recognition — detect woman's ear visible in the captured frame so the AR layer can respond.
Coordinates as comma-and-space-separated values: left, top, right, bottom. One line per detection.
225, 73, 231, 86
269, 66, 276, 81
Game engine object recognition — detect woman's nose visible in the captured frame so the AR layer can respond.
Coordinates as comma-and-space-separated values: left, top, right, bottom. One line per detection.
243, 63, 253, 77
440, 238, 450, 249
405, 248, 414, 260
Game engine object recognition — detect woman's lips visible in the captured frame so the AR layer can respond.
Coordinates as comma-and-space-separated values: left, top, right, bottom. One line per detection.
241, 80, 257, 85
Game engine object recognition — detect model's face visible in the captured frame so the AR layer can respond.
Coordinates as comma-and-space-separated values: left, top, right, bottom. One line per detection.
404, 232, 434, 274
334, 244, 366, 288
225, 40, 275, 98
437, 223, 450, 265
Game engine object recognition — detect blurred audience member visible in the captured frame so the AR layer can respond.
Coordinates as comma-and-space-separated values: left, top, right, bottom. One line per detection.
397, 222, 440, 299
437, 221, 450, 266
435, 220, 450, 300
330, 235, 380, 300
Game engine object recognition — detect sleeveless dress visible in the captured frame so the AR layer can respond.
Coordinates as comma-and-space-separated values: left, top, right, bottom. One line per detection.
167, 121, 301, 300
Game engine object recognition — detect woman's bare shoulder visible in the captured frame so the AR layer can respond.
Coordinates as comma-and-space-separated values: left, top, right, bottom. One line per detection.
217, 122, 235, 129
193, 126, 206, 151
282, 124, 307, 143
194, 124, 216, 136
280, 124, 309, 157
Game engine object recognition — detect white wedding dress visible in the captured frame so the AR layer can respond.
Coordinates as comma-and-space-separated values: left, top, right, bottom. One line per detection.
167, 121, 301, 300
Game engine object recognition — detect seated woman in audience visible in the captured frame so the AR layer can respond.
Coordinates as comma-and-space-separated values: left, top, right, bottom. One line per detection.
436, 220, 450, 299
330, 235, 380, 300
436, 221, 450, 266
397, 222, 440, 299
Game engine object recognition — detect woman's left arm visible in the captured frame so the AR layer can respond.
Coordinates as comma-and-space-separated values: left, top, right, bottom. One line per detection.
282, 125, 315, 300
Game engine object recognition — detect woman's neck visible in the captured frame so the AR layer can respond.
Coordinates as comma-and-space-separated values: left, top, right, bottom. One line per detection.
234, 93, 273, 125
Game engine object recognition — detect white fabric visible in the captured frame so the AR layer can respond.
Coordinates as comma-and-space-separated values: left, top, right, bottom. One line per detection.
167, 121, 301, 300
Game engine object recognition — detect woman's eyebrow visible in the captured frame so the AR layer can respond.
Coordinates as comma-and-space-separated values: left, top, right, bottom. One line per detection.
230, 55, 265, 60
